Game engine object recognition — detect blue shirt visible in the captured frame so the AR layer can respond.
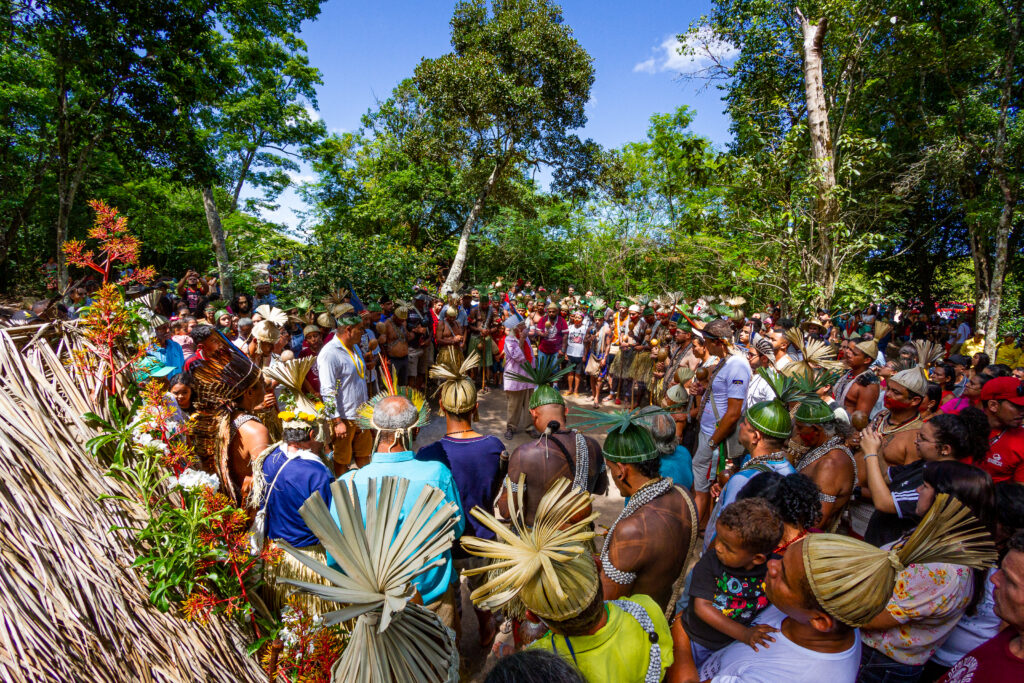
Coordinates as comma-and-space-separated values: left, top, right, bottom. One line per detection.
416, 434, 506, 558
703, 456, 795, 550
148, 339, 184, 375
262, 447, 334, 547
329, 450, 465, 604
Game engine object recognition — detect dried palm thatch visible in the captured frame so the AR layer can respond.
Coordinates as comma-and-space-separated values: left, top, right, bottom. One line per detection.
278, 476, 460, 682
0, 325, 264, 682
783, 327, 844, 376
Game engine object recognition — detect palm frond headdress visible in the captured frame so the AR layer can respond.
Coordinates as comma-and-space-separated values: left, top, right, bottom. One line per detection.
429, 351, 481, 415
504, 355, 573, 409
570, 406, 669, 463
783, 327, 844, 378
461, 477, 599, 622
802, 494, 996, 627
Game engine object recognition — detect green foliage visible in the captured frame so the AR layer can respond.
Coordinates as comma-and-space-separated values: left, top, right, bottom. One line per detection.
291, 231, 438, 302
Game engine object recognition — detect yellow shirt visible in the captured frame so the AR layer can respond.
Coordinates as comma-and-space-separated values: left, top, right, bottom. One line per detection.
530, 594, 673, 682
960, 337, 986, 358
996, 342, 1021, 367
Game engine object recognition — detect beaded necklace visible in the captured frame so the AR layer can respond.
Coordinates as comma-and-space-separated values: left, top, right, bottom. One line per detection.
600, 476, 674, 585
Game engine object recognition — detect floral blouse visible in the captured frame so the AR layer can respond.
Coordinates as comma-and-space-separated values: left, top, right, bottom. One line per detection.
861, 549, 974, 665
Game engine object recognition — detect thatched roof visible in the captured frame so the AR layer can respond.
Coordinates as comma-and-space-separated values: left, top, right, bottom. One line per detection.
0, 325, 265, 682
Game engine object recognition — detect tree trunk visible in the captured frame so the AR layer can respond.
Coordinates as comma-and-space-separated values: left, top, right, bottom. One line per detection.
230, 145, 259, 213
796, 8, 840, 308
440, 157, 509, 295
202, 186, 234, 302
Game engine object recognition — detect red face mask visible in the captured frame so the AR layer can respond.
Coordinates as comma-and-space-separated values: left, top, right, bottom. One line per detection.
884, 394, 915, 412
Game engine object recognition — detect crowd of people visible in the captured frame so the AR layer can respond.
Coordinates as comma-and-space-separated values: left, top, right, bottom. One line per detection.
7, 270, 1024, 683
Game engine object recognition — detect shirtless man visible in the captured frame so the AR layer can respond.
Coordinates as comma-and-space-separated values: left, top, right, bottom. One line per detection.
833, 337, 880, 417
601, 446, 695, 612
228, 377, 272, 508
498, 387, 607, 526
792, 400, 857, 531
868, 371, 925, 468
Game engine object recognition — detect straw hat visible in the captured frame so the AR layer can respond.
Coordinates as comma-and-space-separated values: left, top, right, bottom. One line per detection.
801, 494, 996, 628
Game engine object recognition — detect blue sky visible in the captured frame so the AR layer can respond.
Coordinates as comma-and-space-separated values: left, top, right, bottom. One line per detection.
263, 0, 736, 228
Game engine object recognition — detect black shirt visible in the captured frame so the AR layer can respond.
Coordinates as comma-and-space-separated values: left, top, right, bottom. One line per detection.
681, 549, 770, 650
864, 459, 925, 547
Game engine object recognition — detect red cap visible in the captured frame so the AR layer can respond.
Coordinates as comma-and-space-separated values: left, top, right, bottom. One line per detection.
980, 377, 1024, 405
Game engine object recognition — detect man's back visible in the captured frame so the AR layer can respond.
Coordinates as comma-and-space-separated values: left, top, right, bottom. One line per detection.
505, 431, 606, 526
330, 451, 465, 603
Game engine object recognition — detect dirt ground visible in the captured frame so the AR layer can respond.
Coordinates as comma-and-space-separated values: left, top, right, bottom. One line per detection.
412, 385, 631, 682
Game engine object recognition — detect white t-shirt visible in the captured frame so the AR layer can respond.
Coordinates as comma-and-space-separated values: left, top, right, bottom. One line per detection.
700, 353, 752, 435
744, 368, 774, 412
700, 607, 861, 683
566, 324, 587, 357
955, 322, 972, 345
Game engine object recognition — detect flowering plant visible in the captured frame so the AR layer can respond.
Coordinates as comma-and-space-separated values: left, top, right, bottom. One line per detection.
262, 600, 348, 683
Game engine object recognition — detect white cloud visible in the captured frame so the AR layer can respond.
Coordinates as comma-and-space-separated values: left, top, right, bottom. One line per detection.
304, 103, 321, 122
633, 57, 657, 74
634, 29, 738, 75
286, 169, 315, 185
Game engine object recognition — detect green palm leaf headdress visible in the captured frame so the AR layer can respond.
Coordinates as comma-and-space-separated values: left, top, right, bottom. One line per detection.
277, 477, 461, 681
788, 367, 844, 425
504, 356, 574, 409
747, 368, 821, 438
570, 406, 670, 463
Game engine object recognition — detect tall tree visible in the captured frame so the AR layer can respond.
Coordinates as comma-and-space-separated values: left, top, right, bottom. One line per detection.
414, 0, 598, 294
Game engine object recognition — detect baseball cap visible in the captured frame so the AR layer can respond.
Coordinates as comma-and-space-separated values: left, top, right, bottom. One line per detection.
980, 377, 1024, 405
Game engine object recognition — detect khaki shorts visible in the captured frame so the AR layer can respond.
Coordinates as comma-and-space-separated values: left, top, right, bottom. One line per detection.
407, 348, 423, 377
425, 580, 458, 631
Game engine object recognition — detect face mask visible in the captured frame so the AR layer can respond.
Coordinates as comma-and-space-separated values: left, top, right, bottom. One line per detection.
884, 394, 915, 412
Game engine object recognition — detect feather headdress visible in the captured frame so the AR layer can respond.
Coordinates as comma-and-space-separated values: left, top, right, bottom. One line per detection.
190, 330, 262, 406
461, 477, 599, 621
784, 328, 844, 377
278, 477, 461, 681
429, 351, 481, 415
802, 494, 996, 627
504, 355, 573, 409
571, 407, 668, 463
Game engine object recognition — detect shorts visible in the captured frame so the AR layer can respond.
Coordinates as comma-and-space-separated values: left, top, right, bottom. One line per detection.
567, 355, 584, 373
692, 431, 715, 493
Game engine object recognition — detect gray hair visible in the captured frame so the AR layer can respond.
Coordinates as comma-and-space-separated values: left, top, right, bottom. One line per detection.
648, 412, 678, 455
238, 317, 253, 328
373, 395, 419, 434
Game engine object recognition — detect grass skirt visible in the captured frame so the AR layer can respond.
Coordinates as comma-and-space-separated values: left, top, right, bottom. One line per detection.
629, 352, 655, 385
611, 348, 635, 378
264, 543, 336, 616
436, 344, 464, 369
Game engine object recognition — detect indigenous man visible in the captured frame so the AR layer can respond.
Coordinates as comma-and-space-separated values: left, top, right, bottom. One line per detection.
333, 390, 465, 630
379, 305, 411, 385
499, 358, 607, 526
318, 312, 371, 473
833, 336, 881, 416
611, 304, 640, 405
463, 481, 674, 682
418, 351, 506, 646
792, 397, 857, 531
190, 331, 270, 506
573, 409, 696, 613
704, 369, 798, 548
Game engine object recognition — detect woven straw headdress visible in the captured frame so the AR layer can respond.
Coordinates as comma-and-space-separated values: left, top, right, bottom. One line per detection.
461, 477, 599, 622
429, 351, 481, 415
783, 328, 844, 377
802, 494, 996, 628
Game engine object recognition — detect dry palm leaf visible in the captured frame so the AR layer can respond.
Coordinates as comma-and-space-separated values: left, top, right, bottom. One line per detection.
874, 320, 893, 341
461, 477, 599, 620
429, 351, 481, 414
784, 327, 844, 376
279, 476, 461, 682
914, 339, 945, 368
803, 493, 996, 628
254, 304, 288, 327
263, 356, 318, 415
321, 288, 349, 308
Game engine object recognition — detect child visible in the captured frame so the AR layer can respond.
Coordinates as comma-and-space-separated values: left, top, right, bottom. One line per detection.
171, 319, 196, 360
679, 498, 783, 668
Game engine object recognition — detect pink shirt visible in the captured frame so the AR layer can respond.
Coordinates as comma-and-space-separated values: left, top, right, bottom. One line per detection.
503, 335, 535, 392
